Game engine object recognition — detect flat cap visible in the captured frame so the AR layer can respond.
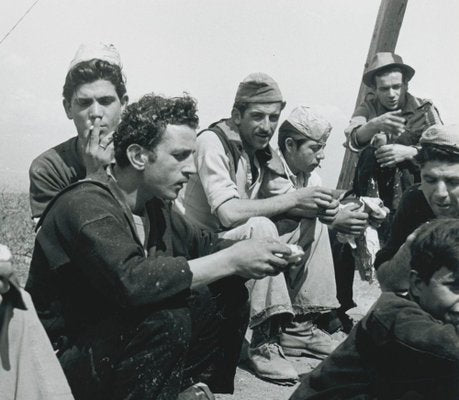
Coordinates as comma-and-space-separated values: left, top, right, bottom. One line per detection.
234, 72, 284, 104
278, 106, 332, 145
420, 124, 459, 153
69, 42, 121, 71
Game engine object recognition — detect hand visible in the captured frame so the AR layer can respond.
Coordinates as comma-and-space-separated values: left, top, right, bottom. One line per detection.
372, 110, 406, 135
368, 205, 390, 228
80, 118, 115, 176
318, 199, 340, 225
0, 245, 13, 295
294, 186, 335, 215
375, 144, 418, 168
230, 239, 291, 279
331, 203, 369, 235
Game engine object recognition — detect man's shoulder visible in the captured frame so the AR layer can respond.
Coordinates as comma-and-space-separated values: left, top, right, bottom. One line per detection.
29, 136, 83, 178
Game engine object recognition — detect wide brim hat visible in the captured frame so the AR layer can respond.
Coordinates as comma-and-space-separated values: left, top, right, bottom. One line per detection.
362, 52, 415, 87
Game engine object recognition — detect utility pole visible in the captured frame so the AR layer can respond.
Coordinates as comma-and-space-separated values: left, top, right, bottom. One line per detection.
336, 0, 409, 190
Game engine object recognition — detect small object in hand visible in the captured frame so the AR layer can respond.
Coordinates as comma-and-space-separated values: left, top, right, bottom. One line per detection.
282, 244, 305, 263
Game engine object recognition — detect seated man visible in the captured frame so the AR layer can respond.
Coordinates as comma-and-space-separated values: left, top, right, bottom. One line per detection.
375, 124, 459, 292
265, 106, 371, 334
290, 219, 459, 400
25, 94, 292, 400
175, 73, 340, 384
0, 245, 73, 400
346, 52, 442, 221
29, 42, 128, 220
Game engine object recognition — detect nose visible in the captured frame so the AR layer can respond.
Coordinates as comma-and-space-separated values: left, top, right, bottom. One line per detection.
89, 101, 103, 119
317, 148, 325, 160
388, 88, 396, 98
183, 155, 197, 177
260, 116, 271, 133
433, 181, 449, 201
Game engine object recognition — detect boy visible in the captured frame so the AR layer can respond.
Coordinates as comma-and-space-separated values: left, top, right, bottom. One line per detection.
290, 219, 459, 399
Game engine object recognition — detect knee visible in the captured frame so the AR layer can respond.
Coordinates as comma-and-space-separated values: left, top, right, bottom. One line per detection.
245, 217, 278, 238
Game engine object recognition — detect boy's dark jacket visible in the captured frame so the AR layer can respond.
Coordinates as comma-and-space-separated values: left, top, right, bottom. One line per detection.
290, 292, 459, 400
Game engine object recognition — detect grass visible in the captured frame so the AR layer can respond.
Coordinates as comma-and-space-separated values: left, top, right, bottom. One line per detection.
0, 191, 34, 286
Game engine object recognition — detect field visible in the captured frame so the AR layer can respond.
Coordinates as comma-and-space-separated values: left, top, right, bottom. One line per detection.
0, 191, 380, 399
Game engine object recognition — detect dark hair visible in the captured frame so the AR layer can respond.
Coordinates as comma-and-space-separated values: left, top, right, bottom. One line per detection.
415, 145, 459, 167
114, 93, 199, 168
62, 59, 127, 103
410, 219, 459, 283
278, 120, 307, 152
372, 66, 409, 88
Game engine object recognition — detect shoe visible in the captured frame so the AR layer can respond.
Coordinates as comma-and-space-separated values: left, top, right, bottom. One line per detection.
280, 323, 340, 360
247, 341, 299, 385
177, 382, 215, 400
337, 309, 356, 334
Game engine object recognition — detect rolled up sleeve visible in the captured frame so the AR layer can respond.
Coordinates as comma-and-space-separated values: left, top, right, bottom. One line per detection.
196, 131, 240, 213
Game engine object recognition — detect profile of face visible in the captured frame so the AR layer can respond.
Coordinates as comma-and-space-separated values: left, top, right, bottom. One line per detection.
63, 79, 128, 140
374, 70, 407, 111
421, 161, 459, 218
234, 102, 282, 152
142, 124, 197, 201
411, 266, 459, 324
285, 137, 326, 175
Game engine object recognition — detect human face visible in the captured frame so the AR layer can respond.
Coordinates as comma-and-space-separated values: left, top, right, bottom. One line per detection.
235, 102, 282, 152
286, 138, 326, 175
143, 124, 197, 201
64, 79, 127, 140
374, 70, 407, 111
413, 266, 459, 324
421, 161, 459, 218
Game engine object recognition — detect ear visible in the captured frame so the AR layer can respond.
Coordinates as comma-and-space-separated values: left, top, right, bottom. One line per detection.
409, 270, 424, 299
284, 137, 296, 153
120, 94, 129, 113
126, 144, 149, 171
231, 108, 242, 125
63, 98, 73, 120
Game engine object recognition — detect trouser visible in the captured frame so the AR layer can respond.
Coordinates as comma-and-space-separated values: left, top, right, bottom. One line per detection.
0, 288, 74, 400
58, 279, 248, 400
218, 217, 339, 329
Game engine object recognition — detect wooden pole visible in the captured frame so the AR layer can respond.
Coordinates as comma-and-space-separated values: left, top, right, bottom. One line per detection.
336, 0, 409, 190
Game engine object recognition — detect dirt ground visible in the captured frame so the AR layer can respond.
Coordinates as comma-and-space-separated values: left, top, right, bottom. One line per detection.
215, 277, 381, 400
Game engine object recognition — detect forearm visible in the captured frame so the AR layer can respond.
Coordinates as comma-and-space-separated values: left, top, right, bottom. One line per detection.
188, 247, 236, 288
354, 119, 379, 146
217, 192, 298, 228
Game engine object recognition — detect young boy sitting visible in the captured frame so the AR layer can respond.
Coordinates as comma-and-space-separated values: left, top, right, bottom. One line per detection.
290, 219, 459, 400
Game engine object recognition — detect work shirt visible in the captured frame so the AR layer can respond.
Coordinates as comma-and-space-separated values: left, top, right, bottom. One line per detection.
290, 292, 459, 400
26, 174, 223, 350
29, 137, 85, 219
175, 118, 285, 231
345, 92, 441, 152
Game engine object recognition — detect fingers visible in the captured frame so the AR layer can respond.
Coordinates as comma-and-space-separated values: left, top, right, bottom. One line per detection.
86, 117, 102, 152
99, 130, 115, 149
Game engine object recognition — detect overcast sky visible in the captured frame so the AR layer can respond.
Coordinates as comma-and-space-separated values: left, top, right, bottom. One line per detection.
1, 0, 458, 192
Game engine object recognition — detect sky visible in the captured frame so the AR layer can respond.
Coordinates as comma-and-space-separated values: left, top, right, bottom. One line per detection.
1, 0, 458, 192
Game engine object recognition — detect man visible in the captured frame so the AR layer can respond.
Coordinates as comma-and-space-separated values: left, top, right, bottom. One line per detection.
26, 93, 292, 400
346, 52, 442, 222
375, 124, 459, 293
29, 42, 128, 220
290, 219, 459, 400
0, 244, 74, 400
175, 74, 340, 384
335, 52, 442, 320
266, 106, 372, 333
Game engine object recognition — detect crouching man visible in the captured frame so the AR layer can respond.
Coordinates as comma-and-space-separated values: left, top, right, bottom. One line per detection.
26, 94, 292, 400
290, 219, 459, 399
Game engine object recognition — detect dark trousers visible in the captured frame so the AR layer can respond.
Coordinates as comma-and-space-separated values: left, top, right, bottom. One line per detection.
59, 277, 249, 400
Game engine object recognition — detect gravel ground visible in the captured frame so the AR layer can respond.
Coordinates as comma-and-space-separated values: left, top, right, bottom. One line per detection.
216, 277, 381, 400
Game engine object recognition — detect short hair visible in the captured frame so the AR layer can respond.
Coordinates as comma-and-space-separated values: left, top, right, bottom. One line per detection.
278, 126, 308, 153
410, 219, 459, 283
114, 93, 199, 168
415, 145, 459, 167
372, 67, 409, 88
62, 59, 127, 103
